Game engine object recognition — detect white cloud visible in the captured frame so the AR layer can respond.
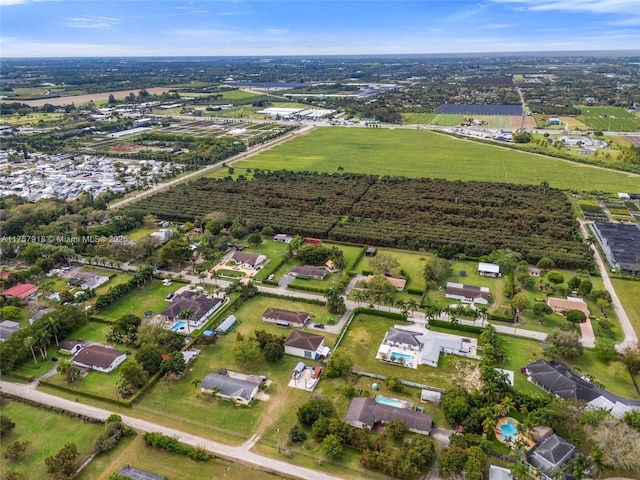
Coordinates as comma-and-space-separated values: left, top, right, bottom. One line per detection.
264, 28, 288, 35
0, 0, 28, 4
492, 0, 640, 15
481, 23, 515, 29
61, 16, 120, 29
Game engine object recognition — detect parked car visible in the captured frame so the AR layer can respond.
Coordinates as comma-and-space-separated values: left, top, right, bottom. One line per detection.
313, 323, 325, 329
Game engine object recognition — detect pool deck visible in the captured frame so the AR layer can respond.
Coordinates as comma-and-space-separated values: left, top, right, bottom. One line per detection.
495, 417, 536, 450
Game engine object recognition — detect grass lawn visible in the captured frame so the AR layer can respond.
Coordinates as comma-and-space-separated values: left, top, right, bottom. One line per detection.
79, 435, 281, 480
401, 113, 436, 124
354, 248, 428, 292
98, 280, 185, 320
45, 366, 128, 400
0, 399, 103, 480
577, 106, 640, 132
126, 225, 160, 241
610, 278, 640, 338
230, 128, 640, 193
93, 273, 133, 297
567, 350, 639, 399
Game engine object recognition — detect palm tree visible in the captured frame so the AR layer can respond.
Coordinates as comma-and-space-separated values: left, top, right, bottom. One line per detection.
46, 316, 62, 347
191, 378, 201, 390
407, 298, 418, 315
33, 329, 51, 359
211, 269, 220, 287
353, 290, 365, 307
24, 336, 38, 367
394, 297, 405, 313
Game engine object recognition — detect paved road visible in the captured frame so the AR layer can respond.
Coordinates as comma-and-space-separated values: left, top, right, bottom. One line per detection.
0, 380, 341, 480
579, 221, 637, 350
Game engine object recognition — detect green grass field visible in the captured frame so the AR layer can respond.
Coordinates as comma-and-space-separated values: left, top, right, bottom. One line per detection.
577, 106, 640, 132
98, 280, 184, 320
610, 278, 640, 338
401, 113, 436, 124
0, 399, 103, 480
230, 128, 640, 192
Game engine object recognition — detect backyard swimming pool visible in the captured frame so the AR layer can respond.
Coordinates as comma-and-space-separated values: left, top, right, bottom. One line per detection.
171, 320, 186, 332
498, 418, 518, 442
390, 352, 413, 365
375, 395, 410, 409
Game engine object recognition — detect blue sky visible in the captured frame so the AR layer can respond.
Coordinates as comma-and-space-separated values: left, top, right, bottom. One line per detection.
1, 0, 638, 57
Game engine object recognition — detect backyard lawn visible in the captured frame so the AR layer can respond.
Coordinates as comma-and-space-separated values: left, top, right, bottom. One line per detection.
0, 399, 103, 480
98, 279, 186, 320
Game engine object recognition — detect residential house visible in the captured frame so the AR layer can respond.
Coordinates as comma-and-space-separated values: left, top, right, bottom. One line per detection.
525, 359, 640, 418
365, 247, 377, 257
489, 465, 514, 480
365, 275, 407, 291
150, 228, 173, 241
2, 283, 38, 299
376, 326, 477, 368
200, 373, 260, 405
284, 330, 330, 360
273, 234, 293, 243
262, 308, 311, 328
59, 340, 83, 355
345, 397, 433, 436
72, 344, 126, 373
525, 433, 578, 480
160, 292, 223, 329
478, 262, 500, 277
231, 251, 266, 270
546, 297, 590, 317
0, 320, 20, 342
216, 315, 237, 335
548, 118, 562, 125
289, 265, 327, 280
28, 308, 55, 325
445, 282, 489, 305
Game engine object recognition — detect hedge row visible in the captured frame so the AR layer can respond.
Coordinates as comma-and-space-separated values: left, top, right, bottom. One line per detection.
38, 378, 133, 408
142, 432, 212, 461
258, 290, 325, 306
427, 319, 484, 334
287, 283, 326, 294
1, 393, 104, 424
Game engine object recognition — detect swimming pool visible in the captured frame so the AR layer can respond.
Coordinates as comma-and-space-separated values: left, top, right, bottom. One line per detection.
171, 320, 187, 332
390, 352, 413, 365
375, 395, 407, 409
499, 419, 518, 442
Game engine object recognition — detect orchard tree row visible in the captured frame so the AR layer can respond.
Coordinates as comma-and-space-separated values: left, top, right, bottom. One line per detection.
129, 171, 592, 270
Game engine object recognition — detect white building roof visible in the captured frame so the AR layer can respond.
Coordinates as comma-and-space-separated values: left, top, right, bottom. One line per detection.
478, 262, 500, 274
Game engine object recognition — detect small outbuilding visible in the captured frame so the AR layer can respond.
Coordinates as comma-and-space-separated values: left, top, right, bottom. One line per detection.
478, 262, 500, 277
216, 315, 237, 335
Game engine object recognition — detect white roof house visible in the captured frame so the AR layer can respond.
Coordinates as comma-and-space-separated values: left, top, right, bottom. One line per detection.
478, 262, 500, 277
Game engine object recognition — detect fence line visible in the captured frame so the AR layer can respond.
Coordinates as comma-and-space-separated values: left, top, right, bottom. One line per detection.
350, 370, 446, 393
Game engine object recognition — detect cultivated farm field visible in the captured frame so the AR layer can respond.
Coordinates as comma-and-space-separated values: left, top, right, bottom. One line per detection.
230, 128, 640, 192
577, 106, 640, 132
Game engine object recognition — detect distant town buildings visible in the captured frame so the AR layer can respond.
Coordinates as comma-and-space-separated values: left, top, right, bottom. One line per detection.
0, 152, 184, 201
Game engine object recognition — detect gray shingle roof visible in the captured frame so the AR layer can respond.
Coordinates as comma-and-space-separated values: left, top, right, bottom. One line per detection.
201, 373, 259, 402
284, 330, 324, 351
526, 433, 576, 478
344, 397, 432, 434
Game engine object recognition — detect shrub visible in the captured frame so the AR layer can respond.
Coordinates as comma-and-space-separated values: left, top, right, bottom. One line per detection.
289, 424, 307, 443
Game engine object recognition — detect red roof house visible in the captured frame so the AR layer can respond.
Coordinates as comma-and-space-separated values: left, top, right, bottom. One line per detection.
2, 283, 38, 299
304, 237, 323, 244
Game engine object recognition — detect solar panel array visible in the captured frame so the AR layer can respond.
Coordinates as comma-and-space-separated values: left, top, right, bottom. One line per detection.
435, 104, 523, 115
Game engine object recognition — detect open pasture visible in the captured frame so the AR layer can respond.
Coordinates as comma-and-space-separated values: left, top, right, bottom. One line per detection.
578, 106, 640, 132
230, 127, 640, 192
0, 399, 102, 480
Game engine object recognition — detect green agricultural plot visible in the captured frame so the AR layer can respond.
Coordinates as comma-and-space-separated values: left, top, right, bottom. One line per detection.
577, 106, 640, 132
0, 399, 102, 480
98, 279, 184, 320
231, 128, 640, 192
354, 248, 428, 292
401, 113, 436, 124
429, 114, 465, 126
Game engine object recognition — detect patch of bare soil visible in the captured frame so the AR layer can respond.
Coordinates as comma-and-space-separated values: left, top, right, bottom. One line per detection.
452, 359, 482, 392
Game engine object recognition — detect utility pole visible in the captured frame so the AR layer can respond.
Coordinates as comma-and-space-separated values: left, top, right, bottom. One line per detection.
276, 427, 281, 453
